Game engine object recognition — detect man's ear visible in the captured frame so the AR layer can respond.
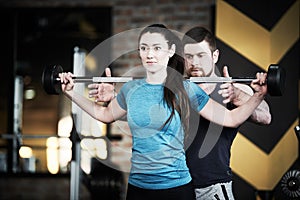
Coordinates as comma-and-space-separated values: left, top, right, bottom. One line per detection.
212, 49, 219, 63
169, 44, 176, 57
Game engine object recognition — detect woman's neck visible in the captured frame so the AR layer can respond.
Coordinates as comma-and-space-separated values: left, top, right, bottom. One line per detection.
146, 69, 167, 84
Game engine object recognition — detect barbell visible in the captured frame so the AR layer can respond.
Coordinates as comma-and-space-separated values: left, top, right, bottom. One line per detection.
42, 64, 285, 96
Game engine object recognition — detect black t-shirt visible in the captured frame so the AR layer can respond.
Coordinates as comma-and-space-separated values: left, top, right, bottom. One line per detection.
185, 83, 239, 188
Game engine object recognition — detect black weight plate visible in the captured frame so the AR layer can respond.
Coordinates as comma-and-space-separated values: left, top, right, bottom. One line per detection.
267, 64, 286, 96
42, 65, 63, 95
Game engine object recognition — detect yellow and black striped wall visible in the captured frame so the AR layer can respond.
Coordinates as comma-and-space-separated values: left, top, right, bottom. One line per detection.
215, 0, 299, 199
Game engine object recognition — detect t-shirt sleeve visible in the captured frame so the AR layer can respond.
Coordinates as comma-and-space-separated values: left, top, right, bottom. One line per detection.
184, 81, 209, 112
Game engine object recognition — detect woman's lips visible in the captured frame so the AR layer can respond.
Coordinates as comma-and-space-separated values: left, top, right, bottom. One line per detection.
146, 61, 156, 65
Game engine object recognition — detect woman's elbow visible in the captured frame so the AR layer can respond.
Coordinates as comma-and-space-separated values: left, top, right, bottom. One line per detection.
232, 120, 242, 128
223, 112, 243, 128
226, 117, 242, 128
96, 118, 112, 124
95, 113, 115, 124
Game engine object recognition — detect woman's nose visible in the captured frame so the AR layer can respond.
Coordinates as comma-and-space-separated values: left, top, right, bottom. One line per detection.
146, 48, 154, 58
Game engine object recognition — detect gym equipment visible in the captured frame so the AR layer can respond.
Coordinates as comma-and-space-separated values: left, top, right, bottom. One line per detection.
42, 64, 285, 96
280, 169, 300, 199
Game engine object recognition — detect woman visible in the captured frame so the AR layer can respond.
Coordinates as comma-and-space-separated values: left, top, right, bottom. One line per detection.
60, 24, 267, 200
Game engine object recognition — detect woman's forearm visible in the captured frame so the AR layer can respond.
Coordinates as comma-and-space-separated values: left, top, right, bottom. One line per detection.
228, 92, 266, 127
200, 92, 265, 128
64, 90, 115, 123
232, 88, 271, 124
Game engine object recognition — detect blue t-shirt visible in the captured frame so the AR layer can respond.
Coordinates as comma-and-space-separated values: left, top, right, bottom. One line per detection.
116, 79, 209, 189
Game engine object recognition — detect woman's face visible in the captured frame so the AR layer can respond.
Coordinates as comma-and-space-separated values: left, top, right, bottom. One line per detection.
139, 32, 175, 73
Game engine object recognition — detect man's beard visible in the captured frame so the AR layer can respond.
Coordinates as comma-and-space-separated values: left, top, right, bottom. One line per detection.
187, 67, 212, 77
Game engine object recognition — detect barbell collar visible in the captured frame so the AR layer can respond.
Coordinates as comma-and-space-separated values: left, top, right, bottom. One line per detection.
93, 77, 133, 83
189, 77, 255, 83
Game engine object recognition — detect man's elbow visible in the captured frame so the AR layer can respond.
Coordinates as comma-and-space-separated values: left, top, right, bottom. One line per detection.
264, 113, 272, 125
256, 113, 272, 125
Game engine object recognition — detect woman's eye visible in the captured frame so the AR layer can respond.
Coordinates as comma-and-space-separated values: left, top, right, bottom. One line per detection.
140, 46, 146, 51
154, 47, 161, 51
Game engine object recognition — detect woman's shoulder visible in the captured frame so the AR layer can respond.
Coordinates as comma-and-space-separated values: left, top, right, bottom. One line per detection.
125, 78, 145, 86
183, 80, 207, 95
183, 79, 196, 88
121, 78, 145, 90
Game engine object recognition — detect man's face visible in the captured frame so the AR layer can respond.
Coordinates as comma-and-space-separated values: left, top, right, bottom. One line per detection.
184, 41, 218, 77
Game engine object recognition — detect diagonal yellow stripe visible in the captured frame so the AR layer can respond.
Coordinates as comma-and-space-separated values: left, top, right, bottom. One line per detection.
216, 0, 299, 189
216, 0, 270, 70
216, 0, 299, 71
271, 0, 300, 63
230, 119, 299, 190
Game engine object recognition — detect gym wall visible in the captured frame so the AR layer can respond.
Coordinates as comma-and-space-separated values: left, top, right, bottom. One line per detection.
215, 0, 299, 199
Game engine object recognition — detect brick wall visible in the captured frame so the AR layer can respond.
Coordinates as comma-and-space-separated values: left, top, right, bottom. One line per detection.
112, 0, 215, 74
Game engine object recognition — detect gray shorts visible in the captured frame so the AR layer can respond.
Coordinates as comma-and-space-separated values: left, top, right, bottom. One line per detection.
194, 181, 235, 200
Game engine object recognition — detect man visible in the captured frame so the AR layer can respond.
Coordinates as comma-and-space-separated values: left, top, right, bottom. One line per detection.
182, 26, 271, 200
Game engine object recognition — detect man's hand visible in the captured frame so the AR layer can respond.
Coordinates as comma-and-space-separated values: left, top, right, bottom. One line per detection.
218, 66, 237, 104
218, 66, 270, 124
251, 72, 268, 96
88, 68, 116, 103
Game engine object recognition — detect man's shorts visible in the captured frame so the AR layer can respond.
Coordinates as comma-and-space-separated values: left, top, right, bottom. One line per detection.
194, 181, 235, 200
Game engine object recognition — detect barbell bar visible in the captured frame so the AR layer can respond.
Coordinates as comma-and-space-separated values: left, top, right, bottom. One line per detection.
0, 133, 122, 140
42, 64, 285, 96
